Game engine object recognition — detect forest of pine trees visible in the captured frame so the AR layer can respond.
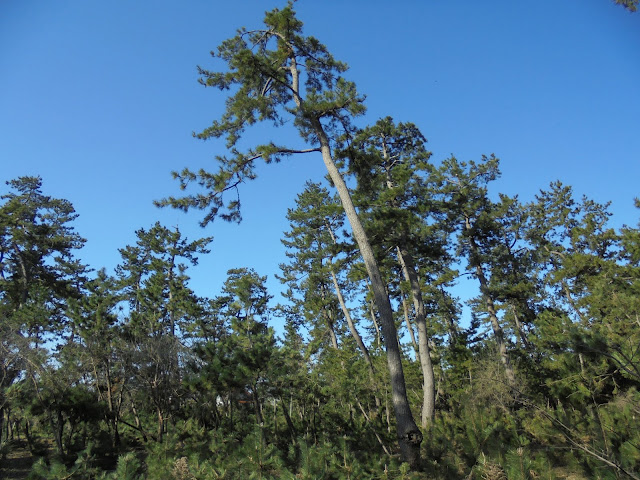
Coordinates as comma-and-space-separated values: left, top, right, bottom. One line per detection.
1, 3, 639, 479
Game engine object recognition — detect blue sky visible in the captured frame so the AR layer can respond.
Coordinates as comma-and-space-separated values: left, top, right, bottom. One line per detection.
1, 1, 638, 326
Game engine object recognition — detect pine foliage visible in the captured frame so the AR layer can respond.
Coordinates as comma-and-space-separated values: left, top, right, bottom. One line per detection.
1, 3, 639, 480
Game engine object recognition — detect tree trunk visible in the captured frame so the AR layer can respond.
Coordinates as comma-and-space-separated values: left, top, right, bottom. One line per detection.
439, 285, 459, 343
24, 419, 34, 453
324, 220, 375, 375
401, 295, 419, 356
280, 397, 296, 442
328, 265, 375, 374
369, 298, 382, 348
53, 409, 64, 456
465, 218, 515, 385
253, 383, 264, 425
156, 406, 164, 442
105, 366, 121, 447
511, 303, 532, 350
319, 283, 340, 350
130, 397, 148, 442
476, 264, 515, 385
313, 122, 422, 468
328, 264, 381, 408
355, 395, 391, 455
397, 246, 436, 427
284, 47, 421, 467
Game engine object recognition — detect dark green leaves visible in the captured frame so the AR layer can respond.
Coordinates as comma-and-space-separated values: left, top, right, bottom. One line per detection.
614, 0, 638, 11
158, 3, 365, 226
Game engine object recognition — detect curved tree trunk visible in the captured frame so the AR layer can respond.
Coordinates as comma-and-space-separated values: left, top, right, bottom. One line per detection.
376, 136, 436, 428
327, 264, 381, 409
480, 274, 515, 385
397, 246, 436, 427
329, 267, 374, 373
284, 47, 421, 468
313, 120, 422, 468
324, 221, 375, 377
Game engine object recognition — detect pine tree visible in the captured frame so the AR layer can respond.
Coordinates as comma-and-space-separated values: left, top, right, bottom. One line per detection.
67, 269, 125, 448
0, 176, 87, 339
0, 176, 88, 454
614, 0, 638, 11
434, 156, 517, 385
115, 222, 210, 441
336, 117, 453, 427
156, 3, 422, 465
279, 182, 374, 373
193, 268, 275, 428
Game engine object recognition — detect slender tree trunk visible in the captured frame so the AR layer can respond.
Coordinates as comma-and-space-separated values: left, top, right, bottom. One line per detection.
328, 265, 374, 373
401, 295, 419, 356
319, 283, 340, 350
105, 365, 121, 447
375, 139, 436, 427
511, 304, 531, 350
272, 399, 277, 435
327, 264, 381, 408
354, 395, 391, 455
253, 383, 264, 425
476, 263, 515, 385
9, 410, 15, 441
12, 244, 29, 309
280, 397, 296, 442
385, 387, 392, 433
440, 286, 459, 342
465, 218, 515, 385
369, 299, 382, 348
53, 409, 64, 456
24, 419, 34, 453
324, 221, 375, 375
397, 246, 436, 426
286, 49, 421, 467
481, 271, 514, 383
156, 406, 164, 442
313, 122, 422, 467
167, 249, 182, 384
130, 397, 148, 442
4, 408, 10, 442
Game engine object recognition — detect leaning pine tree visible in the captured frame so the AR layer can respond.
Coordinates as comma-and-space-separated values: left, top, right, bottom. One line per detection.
156, 3, 423, 467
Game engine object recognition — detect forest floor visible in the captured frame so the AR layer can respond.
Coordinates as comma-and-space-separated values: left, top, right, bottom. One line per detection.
0, 439, 42, 480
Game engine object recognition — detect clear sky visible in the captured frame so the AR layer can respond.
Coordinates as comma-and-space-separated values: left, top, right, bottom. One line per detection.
1, 1, 639, 327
